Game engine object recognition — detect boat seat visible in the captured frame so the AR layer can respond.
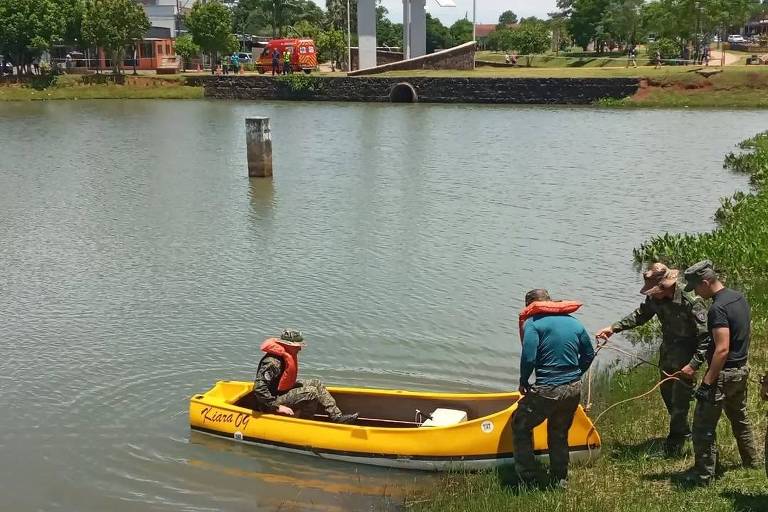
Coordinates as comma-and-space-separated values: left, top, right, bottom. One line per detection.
419, 408, 468, 428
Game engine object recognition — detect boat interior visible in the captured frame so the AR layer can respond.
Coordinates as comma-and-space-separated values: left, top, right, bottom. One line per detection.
235, 389, 520, 429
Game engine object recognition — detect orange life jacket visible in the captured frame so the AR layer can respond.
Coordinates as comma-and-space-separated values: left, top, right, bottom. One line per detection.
518, 301, 583, 341
260, 338, 299, 392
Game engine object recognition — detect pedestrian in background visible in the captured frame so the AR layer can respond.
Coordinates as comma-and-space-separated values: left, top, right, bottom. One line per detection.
230, 52, 240, 75
626, 45, 638, 68
271, 48, 280, 76
283, 49, 292, 75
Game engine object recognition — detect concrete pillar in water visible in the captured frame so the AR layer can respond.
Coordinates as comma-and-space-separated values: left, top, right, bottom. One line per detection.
357, 0, 377, 70
246, 117, 272, 178
410, 0, 427, 58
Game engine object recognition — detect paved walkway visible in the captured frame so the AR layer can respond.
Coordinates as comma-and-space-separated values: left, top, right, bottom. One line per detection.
708, 50, 741, 65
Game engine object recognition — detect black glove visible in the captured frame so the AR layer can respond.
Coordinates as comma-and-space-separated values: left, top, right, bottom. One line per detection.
694, 382, 719, 404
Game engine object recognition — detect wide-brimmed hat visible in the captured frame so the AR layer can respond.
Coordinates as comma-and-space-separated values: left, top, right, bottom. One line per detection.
277, 329, 305, 346
639, 263, 679, 295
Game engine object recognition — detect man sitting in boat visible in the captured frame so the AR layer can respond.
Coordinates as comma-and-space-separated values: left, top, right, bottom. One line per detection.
513, 289, 595, 487
252, 329, 359, 424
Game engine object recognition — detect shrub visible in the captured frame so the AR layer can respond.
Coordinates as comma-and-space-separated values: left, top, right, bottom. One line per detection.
275, 74, 324, 96
28, 74, 58, 90
646, 38, 679, 62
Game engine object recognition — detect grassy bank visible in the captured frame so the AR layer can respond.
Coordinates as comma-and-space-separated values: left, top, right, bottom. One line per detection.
378, 66, 768, 108
5, 66, 768, 108
605, 68, 768, 108
408, 134, 768, 511
0, 74, 203, 101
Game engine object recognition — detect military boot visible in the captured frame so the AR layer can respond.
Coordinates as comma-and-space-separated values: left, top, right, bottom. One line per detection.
332, 412, 359, 424
663, 435, 690, 457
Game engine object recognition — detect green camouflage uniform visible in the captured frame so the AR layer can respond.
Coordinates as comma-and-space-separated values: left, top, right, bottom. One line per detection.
611, 284, 709, 444
691, 366, 758, 481
253, 356, 342, 419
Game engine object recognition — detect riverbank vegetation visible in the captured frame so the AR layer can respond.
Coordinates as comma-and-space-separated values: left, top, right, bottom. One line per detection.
408, 134, 768, 511
0, 74, 203, 101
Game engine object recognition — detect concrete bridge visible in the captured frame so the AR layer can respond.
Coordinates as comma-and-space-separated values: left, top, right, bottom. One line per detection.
357, 0, 426, 70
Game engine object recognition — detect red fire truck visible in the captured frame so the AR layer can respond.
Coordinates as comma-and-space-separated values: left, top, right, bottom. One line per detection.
256, 38, 317, 74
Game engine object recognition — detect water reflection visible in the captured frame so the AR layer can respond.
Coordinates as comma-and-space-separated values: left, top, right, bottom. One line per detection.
188, 431, 419, 511
248, 177, 275, 219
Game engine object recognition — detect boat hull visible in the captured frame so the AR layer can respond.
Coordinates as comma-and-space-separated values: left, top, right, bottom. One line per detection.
189, 381, 601, 471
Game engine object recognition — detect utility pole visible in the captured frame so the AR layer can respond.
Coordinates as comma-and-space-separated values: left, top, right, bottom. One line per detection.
347, 0, 352, 71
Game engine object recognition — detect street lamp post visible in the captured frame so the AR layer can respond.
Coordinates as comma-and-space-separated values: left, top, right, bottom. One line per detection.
347, 0, 352, 71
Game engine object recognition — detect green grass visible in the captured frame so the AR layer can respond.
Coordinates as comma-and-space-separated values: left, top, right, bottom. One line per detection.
379, 64, 768, 79
476, 50, 654, 68
0, 74, 203, 101
408, 134, 768, 511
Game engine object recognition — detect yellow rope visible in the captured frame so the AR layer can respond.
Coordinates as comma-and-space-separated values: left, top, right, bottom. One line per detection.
584, 375, 683, 460
582, 342, 688, 460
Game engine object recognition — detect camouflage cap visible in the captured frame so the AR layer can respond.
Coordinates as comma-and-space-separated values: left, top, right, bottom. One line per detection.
278, 329, 305, 346
639, 263, 679, 295
684, 260, 715, 292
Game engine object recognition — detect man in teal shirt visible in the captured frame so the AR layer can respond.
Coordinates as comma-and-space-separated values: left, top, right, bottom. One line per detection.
513, 289, 595, 487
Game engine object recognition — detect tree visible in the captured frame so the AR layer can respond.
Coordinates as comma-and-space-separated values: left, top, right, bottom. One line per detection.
292, 19, 321, 39
234, 0, 321, 37
377, 5, 402, 48
603, 0, 644, 45
449, 18, 474, 45
0, 0, 66, 74
58, 0, 84, 46
186, 0, 233, 63
548, 11, 571, 53
81, 0, 149, 75
425, 14, 453, 52
316, 29, 346, 70
487, 27, 516, 51
569, 0, 610, 50
508, 21, 552, 66
498, 10, 518, 25
174, 34, 200, 71
326, 0, 357, 33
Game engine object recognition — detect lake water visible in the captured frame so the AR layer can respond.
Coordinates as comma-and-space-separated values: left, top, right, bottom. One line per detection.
0, 99, 765, 511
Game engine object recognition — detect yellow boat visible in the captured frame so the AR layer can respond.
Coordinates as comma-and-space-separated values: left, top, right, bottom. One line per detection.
189, 381, 601, 471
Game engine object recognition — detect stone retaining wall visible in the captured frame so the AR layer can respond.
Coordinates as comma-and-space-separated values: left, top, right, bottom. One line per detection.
194, 75, 640, 104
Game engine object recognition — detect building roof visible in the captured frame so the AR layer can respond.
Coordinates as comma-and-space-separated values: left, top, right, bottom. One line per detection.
474, 24, 497, 38
475, 23, 518, 39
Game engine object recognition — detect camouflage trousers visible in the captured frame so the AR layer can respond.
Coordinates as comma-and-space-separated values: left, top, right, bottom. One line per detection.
512, 380, 582, 481
275, 379, 342, 420
692, 366, 759, 479
658, 346, 697, 443
659, 366, 695, 442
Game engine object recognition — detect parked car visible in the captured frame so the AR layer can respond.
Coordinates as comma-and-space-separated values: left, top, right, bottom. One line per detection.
237, 52, 253, 62
728, 34, 746, 43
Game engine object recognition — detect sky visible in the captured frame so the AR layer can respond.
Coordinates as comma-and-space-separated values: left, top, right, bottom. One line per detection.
309, 1, 559, 26
388, 0, 558, 25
